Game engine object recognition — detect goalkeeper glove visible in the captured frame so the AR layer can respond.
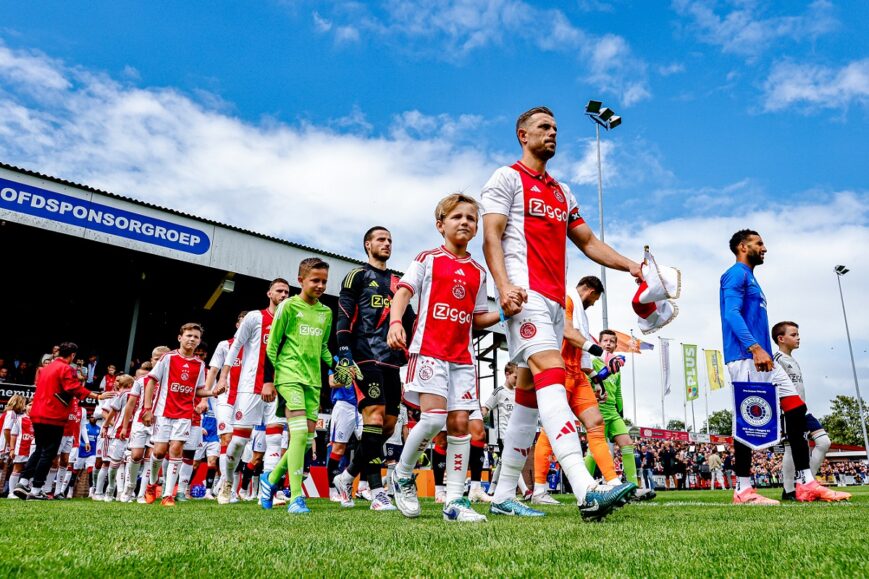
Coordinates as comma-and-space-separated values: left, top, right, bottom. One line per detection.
607, 355, 626, 374
591, 366, 611, 385
334, 347, 362, 385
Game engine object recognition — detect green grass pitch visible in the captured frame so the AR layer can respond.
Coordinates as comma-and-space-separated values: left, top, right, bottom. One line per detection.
1, 487, 867, 577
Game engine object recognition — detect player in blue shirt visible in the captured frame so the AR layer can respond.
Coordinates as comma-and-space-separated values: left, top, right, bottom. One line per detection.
193, 398, 221, 499
720, 229, 846, 504
327, 374, 362, 503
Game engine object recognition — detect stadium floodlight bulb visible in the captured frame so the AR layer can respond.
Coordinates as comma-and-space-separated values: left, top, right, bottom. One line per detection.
599, 107, 615, 121
608, 115, 622, 129
585, 100, 602, 114
835, 265, 849, 275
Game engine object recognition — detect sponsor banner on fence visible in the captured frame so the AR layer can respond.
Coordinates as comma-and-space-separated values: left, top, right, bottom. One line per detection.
638, 426, 733, 444
683, 343, 699, 401
732, 381, 780, 450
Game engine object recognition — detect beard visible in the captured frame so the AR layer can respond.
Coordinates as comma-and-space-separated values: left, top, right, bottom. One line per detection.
747, 251, 764, 266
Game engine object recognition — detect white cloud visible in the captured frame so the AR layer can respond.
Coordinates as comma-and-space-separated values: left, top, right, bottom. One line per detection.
763, 58, 869, 112
570, 191, 869, 427
312, 11, 333, 33
658, 63, 685, 77
1, 42, 865, 426
309, 1, 651, 107
673, 0, 837, 59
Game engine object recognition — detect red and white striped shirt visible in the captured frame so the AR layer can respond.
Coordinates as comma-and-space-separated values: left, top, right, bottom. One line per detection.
12, 414, 34, 457
398, 246, 488, 365
226, 309, 274, 395
147, 351, 206, 420
210, 338, 244, 405
481, 161, 584, 307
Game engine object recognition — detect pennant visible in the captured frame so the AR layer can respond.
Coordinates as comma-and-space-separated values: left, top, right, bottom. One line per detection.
732, 381, 780, 450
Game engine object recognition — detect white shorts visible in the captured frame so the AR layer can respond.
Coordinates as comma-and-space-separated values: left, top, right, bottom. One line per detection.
470, 408, 483, 422
251, 429, 266, 454
151, 417, 192, 443
184, 426, 203, 452
216, 402, 234, 436
58, 435, 75, 455
74, 454, 96, 470
13, 454, 30, 464
505, 290, 564, 366
330, 400, 363, 444
95, 437, 106, 459
107, 438, 128, 462
280, 429, 288, 451
405, 355, 479, 412
232, 392, 286, 427
726, 359, 799, 399
195, 440, 220, 461
68, 446, 80, 464
128, 422, 153, 450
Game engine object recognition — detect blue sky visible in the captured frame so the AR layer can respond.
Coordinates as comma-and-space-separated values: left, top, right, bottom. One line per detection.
1, 1, 867, 425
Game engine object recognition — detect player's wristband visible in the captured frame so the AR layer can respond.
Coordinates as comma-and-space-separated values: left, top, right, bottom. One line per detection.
389, 320, 403, 327
582, 342, 604, 357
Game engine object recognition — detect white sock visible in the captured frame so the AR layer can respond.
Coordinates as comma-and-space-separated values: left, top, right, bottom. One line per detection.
534, 482, 548, 495
9, 472, 20, 490
736, 476, 753, 492
264, 433, 283, 473
810, 433, 831, 475
386, 463, 395, 484
106, 462, 120, 495
161, 459, 169, 482
163, 458, 181, 497
782, 446, 796, 493
127, 460, 143, 495
397, 410, 447, 479
445, 434, 471, 503
232, 470, 241, 494
518, 475, 529, 495
536, 384, 595, 504
139, 459, 151, 496
470, 480, 480, 491
796, 469, 813, 486
224, 435, 248, 486
43, 468, 57, 493
150, 457, 162, 485
177, 461, 194, 495
95, 466, 108, 495
54, 468, 65, 495
358, 480, 369, 492
492, 403, 538, 503
62, 469, 74, 494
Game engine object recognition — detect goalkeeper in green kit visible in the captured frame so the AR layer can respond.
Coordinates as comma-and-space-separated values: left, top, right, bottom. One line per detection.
586, 330, 655, 501
261, 257, 349, 514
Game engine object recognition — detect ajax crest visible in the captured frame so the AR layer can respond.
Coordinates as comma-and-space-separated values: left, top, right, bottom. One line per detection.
452, 283, 466, 300
519, 322, 537, 339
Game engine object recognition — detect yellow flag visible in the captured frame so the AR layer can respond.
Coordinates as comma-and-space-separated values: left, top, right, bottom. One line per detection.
705, 350, 726, 391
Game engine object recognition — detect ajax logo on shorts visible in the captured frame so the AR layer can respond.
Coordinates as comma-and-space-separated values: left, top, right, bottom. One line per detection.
419, 363, 434, 382
519, 322, 537, 339
740, 395, 773, 427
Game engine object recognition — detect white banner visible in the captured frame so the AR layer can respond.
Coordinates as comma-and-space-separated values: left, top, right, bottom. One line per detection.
660, 338, 671, 396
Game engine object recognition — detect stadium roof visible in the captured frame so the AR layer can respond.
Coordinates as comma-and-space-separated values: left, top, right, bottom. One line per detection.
0, 160, 367, 267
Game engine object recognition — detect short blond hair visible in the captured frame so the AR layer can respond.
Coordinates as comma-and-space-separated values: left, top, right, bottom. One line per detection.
115, 374, 134, 389
435, 193, 480, 222
152, 346, 170, 357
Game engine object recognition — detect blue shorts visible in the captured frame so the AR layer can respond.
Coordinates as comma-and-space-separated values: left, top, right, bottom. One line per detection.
385, 443, 403, 462
805, 412, 823, 433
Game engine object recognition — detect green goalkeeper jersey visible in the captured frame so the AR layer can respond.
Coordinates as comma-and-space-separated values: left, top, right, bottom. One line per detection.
592, 357, 623, 422
267, 295, 333, 386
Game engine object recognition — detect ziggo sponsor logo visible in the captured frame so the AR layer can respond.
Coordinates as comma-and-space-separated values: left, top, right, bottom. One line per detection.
432, 303, 472, 324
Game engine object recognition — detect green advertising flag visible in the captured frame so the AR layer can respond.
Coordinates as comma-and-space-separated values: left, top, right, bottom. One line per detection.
683, 343, 699, 401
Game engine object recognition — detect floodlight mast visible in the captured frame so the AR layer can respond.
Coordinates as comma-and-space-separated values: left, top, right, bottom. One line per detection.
834, 265, 869, 462
584, 100, 621, 330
